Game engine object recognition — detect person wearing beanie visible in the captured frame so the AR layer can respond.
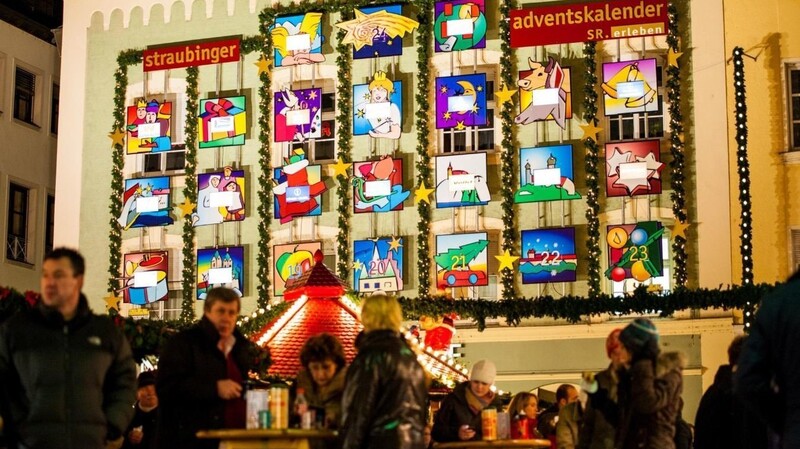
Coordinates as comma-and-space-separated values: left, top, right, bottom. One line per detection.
614, 318, 685, 449
432, 359, 503, 443
122, 371, 159, 449
577, 329, 628, 449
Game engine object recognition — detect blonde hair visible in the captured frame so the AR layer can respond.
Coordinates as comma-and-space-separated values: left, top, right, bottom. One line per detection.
360, 294, 403, 332
507, 392, 538, 417
368, 71, 395, 95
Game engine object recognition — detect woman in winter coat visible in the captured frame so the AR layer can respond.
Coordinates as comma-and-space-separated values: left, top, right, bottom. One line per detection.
296, 333, 348, 429
431, 359, 504, 442
340, 295, 428, 449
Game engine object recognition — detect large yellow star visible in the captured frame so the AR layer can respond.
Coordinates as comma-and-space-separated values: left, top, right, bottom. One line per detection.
109, 128, 125, 148
495, 249, 520, 272
671, 220, 690, 240
176, 197, 196, 218
580, 122, 603, 142
667, 49, 684, 68
254, 55, 272, 76
388, 236, 403, 251
414, 182, 434, 204
494, 84, 517, 105
104, 291, 122, 312
330, 157, 352, 179
455, 121, 467, 131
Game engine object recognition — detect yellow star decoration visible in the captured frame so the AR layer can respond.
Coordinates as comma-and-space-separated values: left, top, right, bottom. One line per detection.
443, 111, 452, 120
356, 109, 366, 118
388, 236, 403, 251
455, 121, 467, 131
353, 260, 364, 271
440, 85, 448, 94
176, 197, 196, 218
667, 48, 684, 68
671, 221, 690, 240
495, 250, 520, 272
414, 182, 435, 204
580, 122, 603, 142
254, 55, 272, 76
104, 292, 122, 311
109, 128, 126, 148
330, 157, 352, 178
494, 84, 517, 105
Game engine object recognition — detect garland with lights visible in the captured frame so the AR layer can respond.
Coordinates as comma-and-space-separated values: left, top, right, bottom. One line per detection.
732, 46, 755, 329
335, 9, 354, 281
107, 50, 142, 295
415, 0, 434, 296
667, 2, 688, 287
582, 42, 602, 296
498, 0, 518, 299
179, 66, 199, 324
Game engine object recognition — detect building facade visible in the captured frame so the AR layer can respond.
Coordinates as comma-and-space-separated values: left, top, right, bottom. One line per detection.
54, 0, 800, 423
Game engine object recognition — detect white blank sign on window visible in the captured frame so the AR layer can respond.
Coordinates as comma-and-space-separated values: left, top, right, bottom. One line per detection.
208, 267, 233, 284
448, 95, 475, 112
444, 19, 474, 36
532, 88, 560, 106
364, 180, 391, 197
363, 102, 392, 120
286, 34, 311, 51
137, 123, 161, 139
533, 168, 562, 186
209, 191, 235, 207
618, 161, 648, 180
449, 174, 475, 192
210, 116, 235, 132
286, 109, 310, 126
136, 196, 161, 213
133, 271, 158, 288
617, 81, 645, 99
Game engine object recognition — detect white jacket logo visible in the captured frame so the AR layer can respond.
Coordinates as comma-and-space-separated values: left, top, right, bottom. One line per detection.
88, 336, 102, 346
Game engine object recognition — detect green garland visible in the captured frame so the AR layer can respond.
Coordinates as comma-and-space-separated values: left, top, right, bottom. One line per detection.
498, 0, 518, 299
256, 13, 276, 310
582, 42, 602, 296
667, 2, 688, 288
107, 50, 142, 294
732, 46, 755, 329
179, 66, 199, 324
415, 0, 434, 297
335, 8, 354, 281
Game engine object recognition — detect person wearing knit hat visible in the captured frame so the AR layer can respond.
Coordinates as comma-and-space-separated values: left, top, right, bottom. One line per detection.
432, 359, 503, 443
580, 329, 629, 449
122, 371, 159, 449
619, 317, 660, 362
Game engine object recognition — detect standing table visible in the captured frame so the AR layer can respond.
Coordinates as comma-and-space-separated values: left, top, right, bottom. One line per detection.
196, 428, 338, 449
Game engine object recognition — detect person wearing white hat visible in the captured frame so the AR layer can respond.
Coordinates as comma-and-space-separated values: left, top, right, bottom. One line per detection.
431, 359, 503, 443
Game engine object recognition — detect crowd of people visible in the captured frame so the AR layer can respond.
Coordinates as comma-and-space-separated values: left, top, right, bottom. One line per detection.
0, 247, 798, 449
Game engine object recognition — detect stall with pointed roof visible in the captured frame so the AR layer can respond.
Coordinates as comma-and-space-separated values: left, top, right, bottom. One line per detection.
252, 250, 469, 385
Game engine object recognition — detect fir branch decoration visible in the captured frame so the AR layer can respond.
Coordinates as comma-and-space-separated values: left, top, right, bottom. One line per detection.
582, 42, 602, 296
667, 2, 688, 288
414, 0, 434, 297
335, 8, 354, 281
179, 66, 199, 324
498, 0, 518, 299
107, 54, 132, 294
732, 46, 755, 329
257, 11, 276, 308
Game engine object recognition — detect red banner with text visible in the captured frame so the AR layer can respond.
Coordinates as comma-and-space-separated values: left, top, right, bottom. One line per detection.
510, 0, 668, 48
143, 37, 241, 72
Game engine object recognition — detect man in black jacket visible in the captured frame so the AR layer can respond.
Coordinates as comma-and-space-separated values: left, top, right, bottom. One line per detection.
156, 286, 258, 449
0, 247, 137, 449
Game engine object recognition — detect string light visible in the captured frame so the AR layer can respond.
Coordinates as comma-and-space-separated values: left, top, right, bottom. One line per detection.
583, 41, 602, 296
732, 46, 755, 329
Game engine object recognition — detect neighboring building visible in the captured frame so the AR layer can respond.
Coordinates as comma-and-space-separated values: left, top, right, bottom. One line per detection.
54, 0, 799, 424
0, 2, 61, 291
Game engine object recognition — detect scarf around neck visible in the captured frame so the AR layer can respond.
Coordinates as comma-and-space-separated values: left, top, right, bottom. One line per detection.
465, 384, 495, 414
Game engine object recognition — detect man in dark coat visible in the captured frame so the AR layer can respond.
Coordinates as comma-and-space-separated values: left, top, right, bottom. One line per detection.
432, 359, 504, 442
341, 295, 428, 449
735, 272, 800, 448
695, 335, 767, 449
156, 287, 259, 449
0, 247, 137, 449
